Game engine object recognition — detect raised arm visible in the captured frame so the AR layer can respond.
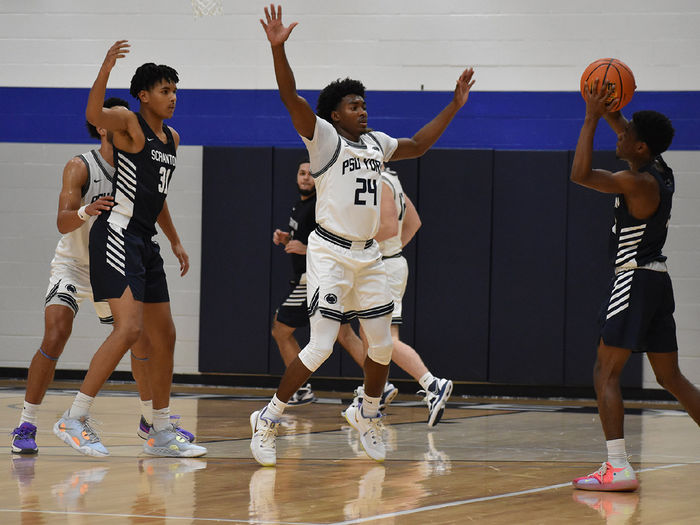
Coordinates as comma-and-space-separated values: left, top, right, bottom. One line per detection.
603, 110, 629, 136
392, 68, 475, 161
400, 195, 421, 247
85, 41, 134, 133
157, 201, 189, 276
260, 4, 316, 139
57, 158, 113, 234
571, 79, 635, 194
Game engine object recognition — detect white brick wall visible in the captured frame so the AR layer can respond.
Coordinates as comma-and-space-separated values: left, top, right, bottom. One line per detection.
0, 144, 202, 374
0, 1, 699, 90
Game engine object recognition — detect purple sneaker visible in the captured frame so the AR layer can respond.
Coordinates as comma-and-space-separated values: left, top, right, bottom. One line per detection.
11, 422, 38, 454
137, 415, 195, 443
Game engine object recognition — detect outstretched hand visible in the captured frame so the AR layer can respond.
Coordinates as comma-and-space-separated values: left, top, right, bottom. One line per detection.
102, 40, 130, 72
260, 4, 298, 46
584, 79, 616, 120
453, 67, 476, 108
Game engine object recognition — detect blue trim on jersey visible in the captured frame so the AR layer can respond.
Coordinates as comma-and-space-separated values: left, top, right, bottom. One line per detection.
1, 87, 699, 150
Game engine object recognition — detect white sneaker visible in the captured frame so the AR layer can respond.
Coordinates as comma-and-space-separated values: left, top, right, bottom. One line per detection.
348, 383, 399, 412
143, 425, 207, 457
422, 378, 453, 427
250, 408, 279, 467
343, 404, 385, 462
287, 384, 316, 406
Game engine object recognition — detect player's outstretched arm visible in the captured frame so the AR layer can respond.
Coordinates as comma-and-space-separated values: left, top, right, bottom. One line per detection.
86, 41, 133, 133
57, 158, 113, 234
392, 68, 475, 161
260, 4, 315, 139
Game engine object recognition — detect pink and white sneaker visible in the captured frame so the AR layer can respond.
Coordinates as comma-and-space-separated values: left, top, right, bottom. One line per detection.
573, 462, 639, 491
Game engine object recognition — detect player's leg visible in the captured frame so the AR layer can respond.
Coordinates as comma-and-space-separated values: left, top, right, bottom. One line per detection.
573, 340, 637, 491
647, 351, 700, 425
11, 305, 74, 454
250, 313, 340, 466
138, 301, 205, 457
130, 335, 154, 437
271, 316, 300, 366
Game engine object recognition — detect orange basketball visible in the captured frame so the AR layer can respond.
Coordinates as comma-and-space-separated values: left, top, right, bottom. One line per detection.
580, 58, 636, 111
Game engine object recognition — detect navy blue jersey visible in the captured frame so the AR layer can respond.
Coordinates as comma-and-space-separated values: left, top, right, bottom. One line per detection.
610, 156, 674, 269
108, 112, 176, 237
289, 194, 316, 280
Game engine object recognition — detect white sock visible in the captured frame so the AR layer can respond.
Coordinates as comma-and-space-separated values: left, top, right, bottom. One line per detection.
606, 438, 629, 468
68, 392, 94, 419
361, 393, 381, 418
419, 372, 437, 391
266, 394, 287, 420
20, 401, 40, 426
152, 407, 171, 432
140, 399, 153, 424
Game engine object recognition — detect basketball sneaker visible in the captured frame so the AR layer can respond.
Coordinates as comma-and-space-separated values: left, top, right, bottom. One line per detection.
343, 404, 386, 462
421, 378, 453, 427
349, 383, 399, 412
143, 425, 207, 457
53, 411, 109, 457
137, 415, 195, 442
572, 462, 639, 492
287, 383, 316, 406
10, 422, 38, 454
250, 407, 279, 467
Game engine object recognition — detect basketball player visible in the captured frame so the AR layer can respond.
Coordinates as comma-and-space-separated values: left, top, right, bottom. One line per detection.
53, 41, 206, 457
10, 98, 194, 455
571, 80, 700, 491
347, 166, 453, 427
271, 156, 373, 406
251, 4, 475, 466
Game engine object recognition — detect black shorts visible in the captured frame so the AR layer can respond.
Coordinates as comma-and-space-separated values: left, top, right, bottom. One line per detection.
275, 279, 350, 328
599, 269, 677, 353
89, 218, 170, 303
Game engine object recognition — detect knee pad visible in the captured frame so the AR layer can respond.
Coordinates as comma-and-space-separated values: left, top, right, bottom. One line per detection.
298, 344, 333, 372
367, 343, 393, 365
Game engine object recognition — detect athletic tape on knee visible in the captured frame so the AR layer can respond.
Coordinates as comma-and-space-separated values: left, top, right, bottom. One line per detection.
368, 343, 393, 365
38, 347, 59, 361
298, 313, 340, 371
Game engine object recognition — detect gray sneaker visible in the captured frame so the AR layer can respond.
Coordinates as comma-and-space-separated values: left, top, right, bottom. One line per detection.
53, 411, 109, 457
143, 425, 207, 457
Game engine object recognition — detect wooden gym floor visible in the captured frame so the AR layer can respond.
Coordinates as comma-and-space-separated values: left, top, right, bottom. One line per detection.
1, 384, 698, 524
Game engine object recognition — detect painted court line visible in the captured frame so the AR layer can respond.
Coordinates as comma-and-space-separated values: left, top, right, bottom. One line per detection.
328, 462, 695, 525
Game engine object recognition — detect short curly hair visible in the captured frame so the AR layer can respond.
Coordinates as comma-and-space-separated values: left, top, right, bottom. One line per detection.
129, 63, 179, 99
632, 110, 675, 156
316, 78, 366, 124
86, 97, 129, 139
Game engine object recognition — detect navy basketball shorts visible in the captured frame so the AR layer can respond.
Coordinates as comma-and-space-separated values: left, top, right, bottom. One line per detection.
599, 268, 677, 353
89, 218, 170, 303
275, 274, 350, 328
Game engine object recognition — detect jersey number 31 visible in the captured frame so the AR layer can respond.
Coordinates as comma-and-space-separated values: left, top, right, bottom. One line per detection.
158, 167, 172, 195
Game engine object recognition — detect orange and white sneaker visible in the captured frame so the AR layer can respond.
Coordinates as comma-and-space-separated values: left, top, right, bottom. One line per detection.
53, 411, 109, 457
572, 462, 639, 491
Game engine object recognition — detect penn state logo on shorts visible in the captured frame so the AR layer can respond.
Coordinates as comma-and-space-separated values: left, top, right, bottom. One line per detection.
66, 284, 77, 294
324, 293, 338, 304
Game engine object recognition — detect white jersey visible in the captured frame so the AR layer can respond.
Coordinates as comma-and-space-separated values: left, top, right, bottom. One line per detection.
51, 149, 115, 268
302, 116, 398, 241
378, 169, 405, 257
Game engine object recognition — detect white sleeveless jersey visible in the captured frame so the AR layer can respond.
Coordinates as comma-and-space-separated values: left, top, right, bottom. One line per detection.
378, 169, 405, 257
302, 116, 398, 241
51, 149, 115, 267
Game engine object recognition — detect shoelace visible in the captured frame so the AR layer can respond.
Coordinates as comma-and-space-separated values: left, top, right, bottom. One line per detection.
11, 426, 35, 439
257, 420, 278, 448
80, 417, 103, 443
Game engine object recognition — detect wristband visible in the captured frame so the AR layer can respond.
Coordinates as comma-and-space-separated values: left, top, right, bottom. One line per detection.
77, 205, 89, 221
